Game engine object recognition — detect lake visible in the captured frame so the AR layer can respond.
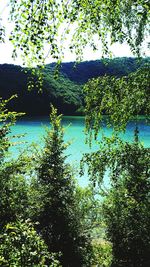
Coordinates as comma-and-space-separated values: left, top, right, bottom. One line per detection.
10, 116, 150, 187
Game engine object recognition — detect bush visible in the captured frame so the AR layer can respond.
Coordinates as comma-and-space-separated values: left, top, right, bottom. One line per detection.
0, 96, 32, 228
91, 239, 112, 267
0, 220, 61, 267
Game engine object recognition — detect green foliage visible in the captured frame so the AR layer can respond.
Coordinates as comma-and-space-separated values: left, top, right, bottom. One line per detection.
84, 64, 150, 139
59, 57, 150, 84
102, 141, 150, 267
0, 21, 5, 43
91, 240, 112, 267
82, 60, 150, 266
0, 96, 30, 228
76, 186, 102, 239
82, 134, 150, 266
67, 0, 149, 57
0, 63, 84, 115
0, 95, 21, 161
42, 65, 84, 114
0, 97, 93, 267
0, 220, 61, 267
9, 0, 62, 65
0, 97, 60, 266
1, 2, 150, 266
81, 131, 150, 190
30, 106, 92, 267
0, 163, 29, 228
2, 0, 149, 66
1, 58, 149, 115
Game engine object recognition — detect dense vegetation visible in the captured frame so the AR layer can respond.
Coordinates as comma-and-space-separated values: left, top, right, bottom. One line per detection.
0, 1, 150, 266
57, 57, 150, 84
0, 100, 94, 266
0, 64, 83, 115
0, 63, 150, 266
0, 57, 149, 115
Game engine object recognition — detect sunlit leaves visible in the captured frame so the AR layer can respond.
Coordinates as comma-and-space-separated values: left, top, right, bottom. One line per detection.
81, 133, 150, 192
101, 140, 150, 266
0, 96, 24, 162
84, 64, 150, 139
2, 0, 148, 66
0, 220, 61, 267
9, 0, 64, 66
0, 19, 5, 43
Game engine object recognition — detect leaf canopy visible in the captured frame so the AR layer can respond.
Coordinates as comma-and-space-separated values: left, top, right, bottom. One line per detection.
1, 0, 149, 65
84, 64, 150, 140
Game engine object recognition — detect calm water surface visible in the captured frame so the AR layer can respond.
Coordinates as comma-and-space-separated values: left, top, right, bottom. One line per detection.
10, 116, 150, 186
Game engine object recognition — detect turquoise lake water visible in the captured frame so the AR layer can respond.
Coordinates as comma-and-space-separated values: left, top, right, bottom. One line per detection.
10, 116, 150, 187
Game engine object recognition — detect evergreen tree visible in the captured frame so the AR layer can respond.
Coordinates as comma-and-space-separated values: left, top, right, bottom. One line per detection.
0, 98, 61, 266
33, 106, 91, 267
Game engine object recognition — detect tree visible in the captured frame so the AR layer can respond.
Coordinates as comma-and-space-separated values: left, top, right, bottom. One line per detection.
84, 64, 150, 139
0, 96, 33, 228
81, 62, 150, 266
0, 97, 62, 266
30, 106, 92, 267
0, 1, 149, 266
0, 1, 149, 66
81, 130, 150, 266
102, 144, 150, 267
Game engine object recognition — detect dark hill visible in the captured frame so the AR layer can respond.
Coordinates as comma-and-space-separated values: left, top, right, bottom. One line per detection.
50, 57, 150, 84
0, 57, 149, 115
0, 64, 83, 115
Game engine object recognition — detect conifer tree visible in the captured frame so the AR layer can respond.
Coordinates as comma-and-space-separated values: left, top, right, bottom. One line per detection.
35, 106, 91, 267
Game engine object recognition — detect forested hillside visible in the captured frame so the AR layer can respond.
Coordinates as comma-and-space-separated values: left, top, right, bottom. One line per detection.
0, 57, 149, 115
54, 57, 150, 83
0, 64, 83, 115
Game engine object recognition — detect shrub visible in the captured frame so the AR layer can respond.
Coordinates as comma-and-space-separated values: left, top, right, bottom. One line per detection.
0, 220, 61, 267
91, 239, 112, 267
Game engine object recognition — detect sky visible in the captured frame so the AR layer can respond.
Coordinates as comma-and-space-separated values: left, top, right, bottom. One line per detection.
0, 1, 149, 66
0, 39, 135, 66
